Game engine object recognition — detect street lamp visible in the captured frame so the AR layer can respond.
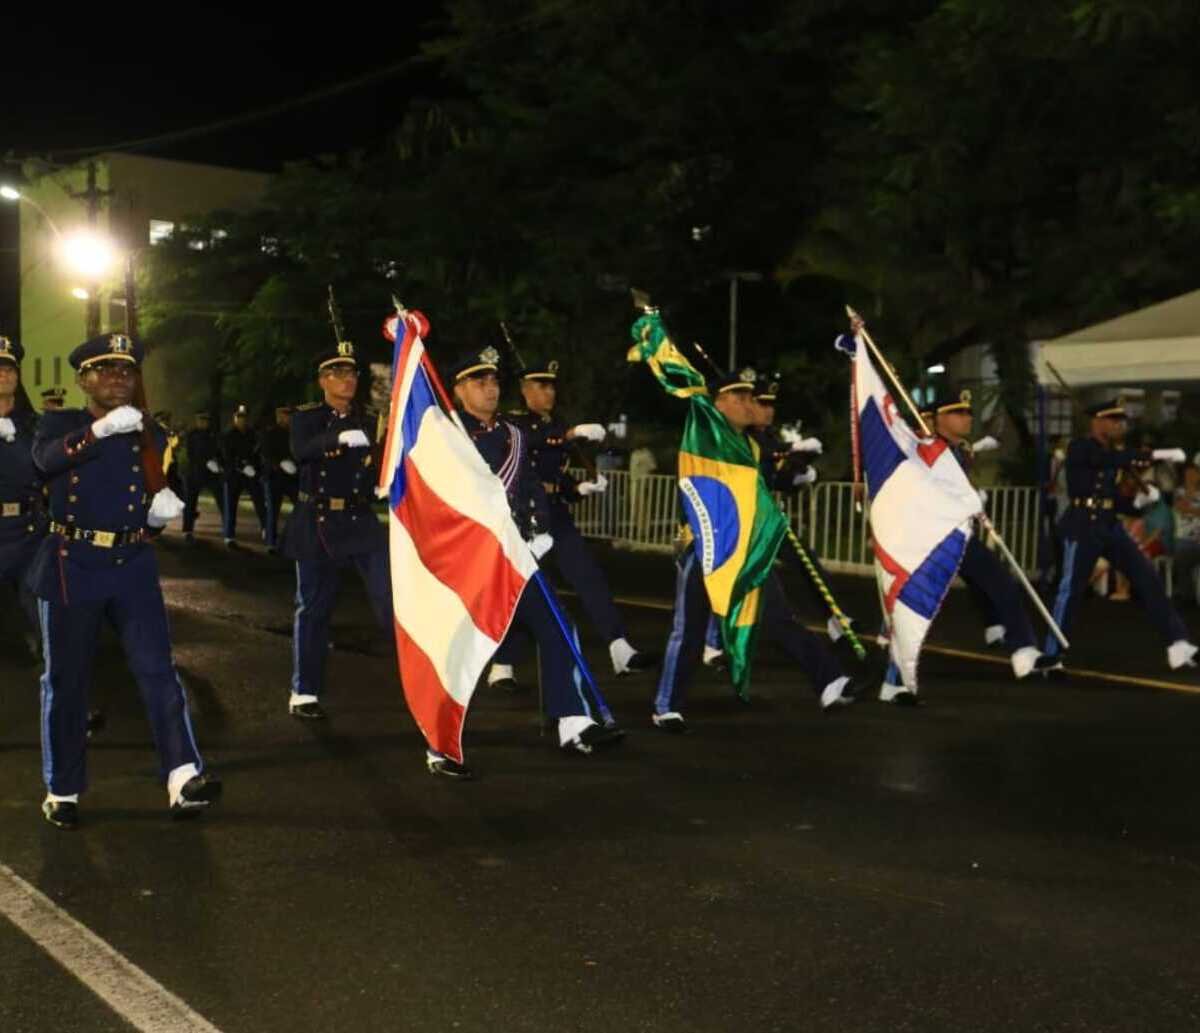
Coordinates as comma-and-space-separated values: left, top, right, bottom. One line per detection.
725, 270, 763, 371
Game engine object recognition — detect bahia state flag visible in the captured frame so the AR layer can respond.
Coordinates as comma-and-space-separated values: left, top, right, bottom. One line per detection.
378, 309, 536, 763
629, 309, 787, 697
837, 332, 982, 691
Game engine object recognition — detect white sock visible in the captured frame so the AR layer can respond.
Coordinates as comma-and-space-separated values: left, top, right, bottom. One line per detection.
820, 676, 850, 708
702, 644, 724, 664
45, 792, 79, 804
1011, 646, 1040, 679
289, 692, 318, 708
609, 638, 636, 673
826, 616, 844, 642
1167, 640, 1198, 670
557, 715, 596, 746
984, 624, 1006, 646
878, 681, 913, 703
167, 763, 200, 805
487, 664, 514, 685
652, 711, 684, 725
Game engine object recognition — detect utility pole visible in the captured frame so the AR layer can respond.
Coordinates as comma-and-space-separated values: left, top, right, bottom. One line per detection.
69, 160, 113, 338
725, 270, 763, 371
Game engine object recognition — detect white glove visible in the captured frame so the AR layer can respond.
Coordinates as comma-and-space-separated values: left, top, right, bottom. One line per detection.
206, 459, 221, 474
1152, 448, 1186, 463
577, 474, 608, 496
242, 464, 257, 479
92, 405, 143, 439
570, 423, 606, 443
791, 436, 823, 454
338, 429, 370, 449
530, 533, 554, 559
280, 459, 297, 476
972, 435, 1000, 453
1134, 484, 1161, 510
792, 468, 818, 486
0, 417, 15, 442
146, 487, 185, 528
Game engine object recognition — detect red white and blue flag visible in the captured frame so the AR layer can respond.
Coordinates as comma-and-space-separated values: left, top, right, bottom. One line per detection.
378, 310, 536, 762
841, 333, 982, 690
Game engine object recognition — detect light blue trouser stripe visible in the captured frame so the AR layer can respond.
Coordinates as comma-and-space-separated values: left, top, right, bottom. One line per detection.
291, 562, 305, 694
655, 550, 696, 714
569, 623, 593, 720
173, 666, 204, 775
1045, 538, 1078, 657
38, 599, 54, 790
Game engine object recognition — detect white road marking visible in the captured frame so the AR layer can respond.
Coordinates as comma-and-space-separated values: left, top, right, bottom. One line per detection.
0, 863, 223, 1033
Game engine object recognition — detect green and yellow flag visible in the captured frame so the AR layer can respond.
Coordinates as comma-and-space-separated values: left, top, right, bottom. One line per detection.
628, 310, 787, 697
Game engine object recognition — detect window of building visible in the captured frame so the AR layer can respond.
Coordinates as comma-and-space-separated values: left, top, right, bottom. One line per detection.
1040, 389, 1073, 437
148, 219, 175, 246
33, 357, 42, 386
53, 356, 61, 386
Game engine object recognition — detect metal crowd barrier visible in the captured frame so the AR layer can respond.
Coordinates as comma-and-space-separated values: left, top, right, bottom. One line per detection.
569, 470, 1043, 576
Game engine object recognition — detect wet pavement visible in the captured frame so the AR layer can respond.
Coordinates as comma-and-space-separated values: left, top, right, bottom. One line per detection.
2, 510, 1199, 1032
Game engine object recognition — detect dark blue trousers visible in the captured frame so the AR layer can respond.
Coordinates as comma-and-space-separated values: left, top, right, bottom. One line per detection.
1044, 515, 1187, 658
38, 577, 202, 796
221, 474, 267, 541
0, 537, 40, 640
292, 548, 392, 697
960, 536, 1034, 649
654, 547, 841, 715
505, 579, 596, 720
263, 474, 298, 550
182, 473, 223, 534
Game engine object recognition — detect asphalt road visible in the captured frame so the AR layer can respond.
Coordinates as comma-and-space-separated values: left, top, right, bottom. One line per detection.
2, 511, 1200, 1033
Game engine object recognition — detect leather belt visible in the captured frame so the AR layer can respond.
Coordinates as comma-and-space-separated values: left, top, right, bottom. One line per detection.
49, 521, 148, 548
1070, 497, 1114, 510
297, 491, 370, 512
0, 499, 33, 518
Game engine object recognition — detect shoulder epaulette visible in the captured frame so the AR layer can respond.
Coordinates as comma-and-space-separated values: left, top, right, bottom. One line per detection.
295, 402, 323, 412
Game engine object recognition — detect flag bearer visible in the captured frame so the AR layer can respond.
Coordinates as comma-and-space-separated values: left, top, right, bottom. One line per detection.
281, 343, 391, 720
30, 333, 219, 829
488, 359, 655, 692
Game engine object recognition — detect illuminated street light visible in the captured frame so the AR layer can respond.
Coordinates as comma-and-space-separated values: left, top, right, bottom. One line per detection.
0, 185, 20, 201
58, 230, 118, 280
70, 287, 90, 301
926, 363, 946, 374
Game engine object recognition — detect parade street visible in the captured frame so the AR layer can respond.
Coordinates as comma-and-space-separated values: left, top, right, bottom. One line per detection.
0, 514, 1198, 1033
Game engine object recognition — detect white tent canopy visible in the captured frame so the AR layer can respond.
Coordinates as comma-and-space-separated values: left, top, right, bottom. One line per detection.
1035, 288, 1200, 386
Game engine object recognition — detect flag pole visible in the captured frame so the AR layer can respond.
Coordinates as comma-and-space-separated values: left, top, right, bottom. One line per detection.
846, 307, 1069, 651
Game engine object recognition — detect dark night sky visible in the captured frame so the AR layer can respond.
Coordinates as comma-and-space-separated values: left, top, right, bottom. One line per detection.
2, 6, 448, 332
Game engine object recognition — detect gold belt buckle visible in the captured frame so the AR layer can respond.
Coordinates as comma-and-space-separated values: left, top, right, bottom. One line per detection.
329, 498, 345, 511
92, 530, 117, 548
0, 503, 18, 517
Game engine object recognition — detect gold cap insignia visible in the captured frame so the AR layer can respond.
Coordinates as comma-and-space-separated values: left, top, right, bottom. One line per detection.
337, 341, 355, 358
960, 389, 972, 404
480, 346, 500, 365
108, 334, 132, 355
738, 367, 757, 384
548, 359, 560, 374
0, 337, 10, 354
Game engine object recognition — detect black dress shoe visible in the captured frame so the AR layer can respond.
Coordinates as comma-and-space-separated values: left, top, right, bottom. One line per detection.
42, 799, 79, 830
427, 754, 474, 779
289, 700, 326, 720
490, 676, 520, 693
1034, 654, 1064, 676
171, 774, 223, 819
888, 690, 922, 707
702, 651, 729, 672
617, 650, 659, 675
563, 723, 626, 754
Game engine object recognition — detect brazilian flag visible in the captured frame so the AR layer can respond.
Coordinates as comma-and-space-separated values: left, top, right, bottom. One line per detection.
628, 310, 787, 697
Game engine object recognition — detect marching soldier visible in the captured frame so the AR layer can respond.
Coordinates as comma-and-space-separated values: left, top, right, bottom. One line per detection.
433, 346, 623, 774
181, 411, 223, 542
40, 387, 67, 412
220, 404, 267, 547
488, 359, 655, 692
1042, 398, 1197, 671
653, 370, 872, 734
876, 387, 1062, 705
281, 343, 391, 720
259, 405, 298, 554
29, 333, 220, 829
0, 335, 45, 658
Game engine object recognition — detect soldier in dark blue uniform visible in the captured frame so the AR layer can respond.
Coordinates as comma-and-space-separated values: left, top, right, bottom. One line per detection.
29, 333, 220, 829
876, 387, 1061, 705
181, 411, 223, 542
488, 359, 654, 693
430, 347, 623, 776
653, 371, 872, 734
259, 406, 298, 553
220, 404, 267, 547
281, 343, 391, 720
1043, 398, 1196, 671
40, 387, 67, 412
0, 335, 45, 658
